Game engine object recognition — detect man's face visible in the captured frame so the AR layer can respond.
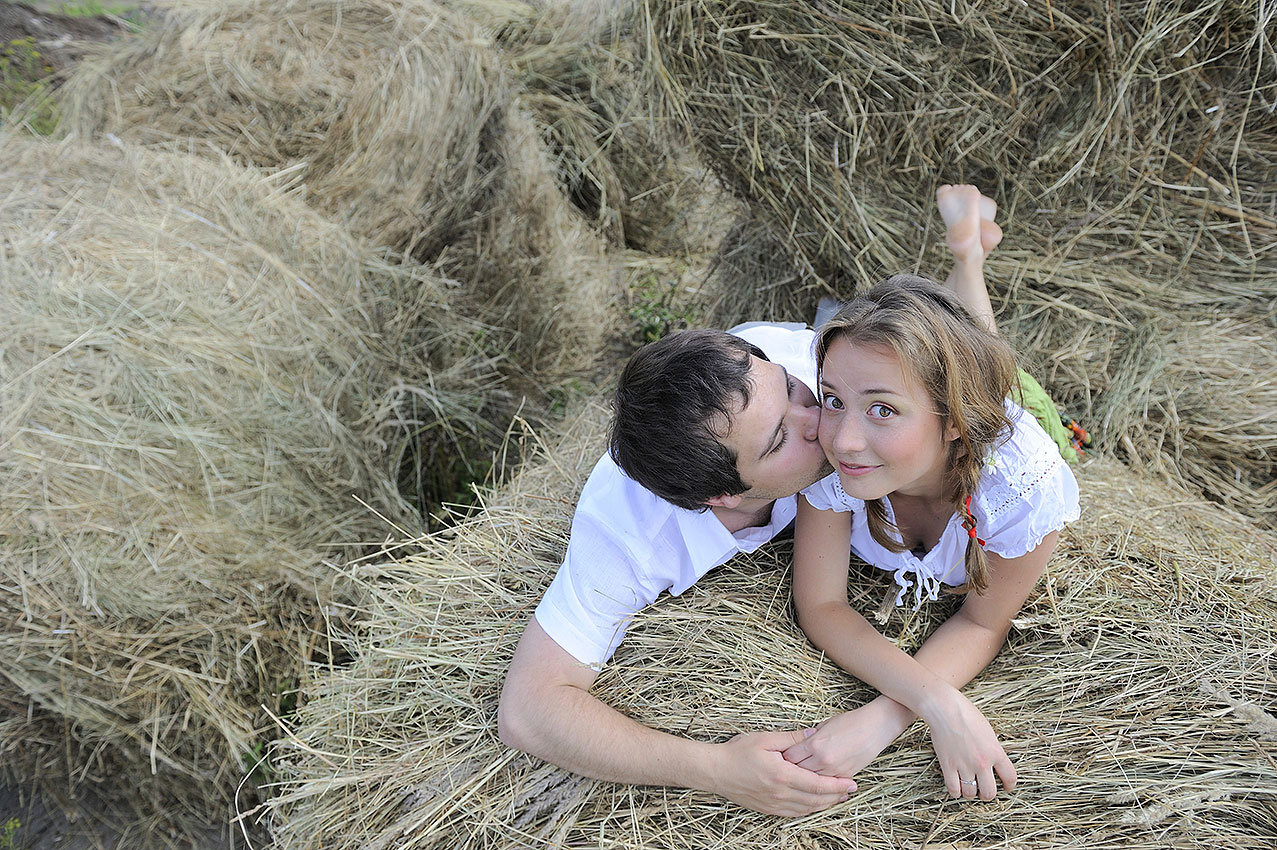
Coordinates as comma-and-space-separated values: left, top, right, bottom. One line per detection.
716, 355, 831, 502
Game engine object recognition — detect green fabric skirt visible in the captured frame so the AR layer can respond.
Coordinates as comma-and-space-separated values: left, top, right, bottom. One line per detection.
1014, 369, 1082, 464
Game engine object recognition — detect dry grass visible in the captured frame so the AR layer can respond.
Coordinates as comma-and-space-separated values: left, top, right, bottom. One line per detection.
59, 0, 506, 264
0, 131, 492, 845
500, 0, 727, 256
3, 1, 1273, 845
53, 0, 627, 380
265, 398, 1277, 850
644, 0, 1275, 294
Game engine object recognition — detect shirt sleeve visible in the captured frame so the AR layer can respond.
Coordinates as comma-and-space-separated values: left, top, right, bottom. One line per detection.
977, 405, 1081, 560
534, 510, 665, 669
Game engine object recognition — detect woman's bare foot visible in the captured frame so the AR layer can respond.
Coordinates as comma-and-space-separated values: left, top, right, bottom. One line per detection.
936, 184, 1001, 263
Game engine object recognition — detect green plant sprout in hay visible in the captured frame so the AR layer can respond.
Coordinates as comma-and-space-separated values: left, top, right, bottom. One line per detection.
57, 1, 136, 19
0, 817, 21, 850
1, 37, 58, 134
628, 272, 695, 345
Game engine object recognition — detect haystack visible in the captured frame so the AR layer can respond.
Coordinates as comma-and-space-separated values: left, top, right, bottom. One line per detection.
265, 397, 1277, 850
645, 0, 1275, 294
637, 0, 1277, 525
499, 1, 728, 256
55, 0, 622, 379
0, 132, 489, 841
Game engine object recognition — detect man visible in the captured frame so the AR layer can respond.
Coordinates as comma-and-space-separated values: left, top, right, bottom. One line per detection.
498, 186, 1003, 816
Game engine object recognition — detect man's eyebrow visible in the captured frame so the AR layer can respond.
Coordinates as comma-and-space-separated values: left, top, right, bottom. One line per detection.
757, 367, 788, 460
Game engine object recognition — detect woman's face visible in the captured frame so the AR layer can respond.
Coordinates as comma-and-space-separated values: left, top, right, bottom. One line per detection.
817, 339, 956, 502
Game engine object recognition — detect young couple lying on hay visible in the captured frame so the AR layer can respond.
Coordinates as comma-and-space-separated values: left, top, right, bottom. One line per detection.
498, 185, 1080, 816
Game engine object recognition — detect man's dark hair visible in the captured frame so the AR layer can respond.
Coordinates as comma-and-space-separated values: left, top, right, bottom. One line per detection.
608, 329, 764, 511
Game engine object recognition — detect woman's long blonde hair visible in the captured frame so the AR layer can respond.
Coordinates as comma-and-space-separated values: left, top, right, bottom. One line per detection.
815, 275, 1017, 594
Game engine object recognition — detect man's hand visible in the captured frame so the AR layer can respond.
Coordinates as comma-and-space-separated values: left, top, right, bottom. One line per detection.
780, 699, 911, 778
708, 730, 857, 817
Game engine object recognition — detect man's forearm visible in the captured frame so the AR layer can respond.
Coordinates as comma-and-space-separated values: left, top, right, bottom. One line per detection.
498, 618, 856, 816
500, 675, 717, 790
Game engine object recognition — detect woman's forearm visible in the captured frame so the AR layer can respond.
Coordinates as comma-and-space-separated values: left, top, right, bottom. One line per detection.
797, 600, 962, 725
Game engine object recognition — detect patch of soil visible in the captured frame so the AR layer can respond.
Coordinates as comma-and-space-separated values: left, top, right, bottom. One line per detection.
0, 1, 132, 80
0, 781, 245, 850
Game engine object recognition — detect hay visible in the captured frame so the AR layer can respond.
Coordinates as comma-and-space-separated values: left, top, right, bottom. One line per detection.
0, 131, 489, 842
54, 0, 620, 379
49, 0, 623, 377
59, 0, 506, 264
266, 397, 1277, 850
499, 0, 729, 256
635, 0, 1277, 525
643, 0, 1275, 294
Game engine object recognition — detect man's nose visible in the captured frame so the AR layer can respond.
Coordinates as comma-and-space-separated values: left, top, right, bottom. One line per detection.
795, 402, 820, 442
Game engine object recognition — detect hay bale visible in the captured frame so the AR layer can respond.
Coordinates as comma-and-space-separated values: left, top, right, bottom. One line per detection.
265, 397, 1277, 849
1020, 311, 1277, 522
55, 0, 620, 379
59, 0, 505, 263
499, 1, 729, 256
643, 0, 1275, 294
0, 131, 487, 840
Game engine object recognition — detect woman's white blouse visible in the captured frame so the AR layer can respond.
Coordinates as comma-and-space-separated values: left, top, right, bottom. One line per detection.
801, 400, 1081, 610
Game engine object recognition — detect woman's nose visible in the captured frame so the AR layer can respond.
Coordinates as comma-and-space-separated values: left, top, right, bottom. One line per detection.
831, 413, 866, 453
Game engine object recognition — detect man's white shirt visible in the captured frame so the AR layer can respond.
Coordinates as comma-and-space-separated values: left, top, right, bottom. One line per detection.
534, 323, 817, 667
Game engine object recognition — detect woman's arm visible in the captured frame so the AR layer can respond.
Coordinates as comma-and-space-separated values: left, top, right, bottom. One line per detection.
792, 500, 962, 742
787, 525, 1061, 798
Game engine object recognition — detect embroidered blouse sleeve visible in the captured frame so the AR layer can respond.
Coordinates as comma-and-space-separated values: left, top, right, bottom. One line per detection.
801, 472, 859, 513
976, 404, 1081, 560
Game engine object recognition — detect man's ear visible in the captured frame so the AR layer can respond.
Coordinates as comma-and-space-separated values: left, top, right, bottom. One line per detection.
704, 492, 743, 510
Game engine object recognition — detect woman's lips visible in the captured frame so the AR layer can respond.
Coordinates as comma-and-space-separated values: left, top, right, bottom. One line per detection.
839, 462, 880, 477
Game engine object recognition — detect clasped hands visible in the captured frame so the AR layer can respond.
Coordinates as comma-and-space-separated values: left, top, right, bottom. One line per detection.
780, 690, 1016, 802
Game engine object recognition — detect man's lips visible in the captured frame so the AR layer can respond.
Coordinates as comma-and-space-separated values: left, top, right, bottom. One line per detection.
838, 462, 880, 477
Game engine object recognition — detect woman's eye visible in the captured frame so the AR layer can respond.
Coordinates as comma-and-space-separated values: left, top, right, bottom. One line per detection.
821, 394, 843, 411
868, 403, 894, 419
787, 377, 797, 396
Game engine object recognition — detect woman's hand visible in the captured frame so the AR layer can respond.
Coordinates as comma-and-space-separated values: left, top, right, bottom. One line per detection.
781, 699, 912, 777
923, 688, 1017, 801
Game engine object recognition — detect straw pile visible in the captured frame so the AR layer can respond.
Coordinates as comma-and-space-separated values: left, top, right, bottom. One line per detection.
500, 1, 725, 256
55, 0, 625, 378
0, 131, 488, 840
639, 0, 1277, 525
265, 397, 1277, 850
